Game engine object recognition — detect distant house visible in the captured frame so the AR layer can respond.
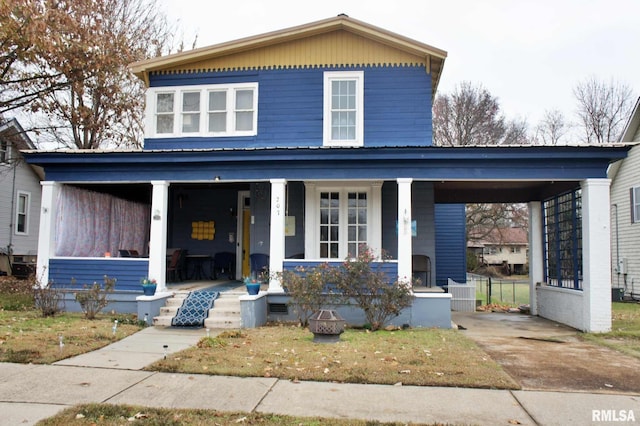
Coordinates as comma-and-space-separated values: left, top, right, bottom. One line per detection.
469, 227, 528, 275
609, 97, 640, 299
0, 118, 42, 277
23, 15, 629, 331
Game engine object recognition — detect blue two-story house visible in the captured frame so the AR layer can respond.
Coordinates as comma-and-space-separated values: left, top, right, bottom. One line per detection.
24, 15, 628, 332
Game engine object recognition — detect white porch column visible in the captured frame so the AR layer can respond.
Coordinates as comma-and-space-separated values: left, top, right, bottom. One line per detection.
149, 181, 169, 293
269, 179, 286, 292
36, 181, 60, 287
581, 178, 612, 332
397, 178, 413, 284
528, 201, 543, 316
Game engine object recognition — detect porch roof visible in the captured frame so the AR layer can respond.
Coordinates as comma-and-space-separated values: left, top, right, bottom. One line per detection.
23, 144, 630, 202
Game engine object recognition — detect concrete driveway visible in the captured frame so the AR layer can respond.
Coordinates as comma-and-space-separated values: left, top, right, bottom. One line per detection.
453, 311, 640, 394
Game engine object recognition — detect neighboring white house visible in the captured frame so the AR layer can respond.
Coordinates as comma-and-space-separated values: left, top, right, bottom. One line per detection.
609, 98, 640, 300
470, 227, 528, 275
0, 118, 42, 277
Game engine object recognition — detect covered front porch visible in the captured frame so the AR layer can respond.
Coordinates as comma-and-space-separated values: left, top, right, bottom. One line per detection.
25, 145, 628, 331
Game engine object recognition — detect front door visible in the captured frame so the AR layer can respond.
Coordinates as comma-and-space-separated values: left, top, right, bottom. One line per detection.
236, 191, 251, 279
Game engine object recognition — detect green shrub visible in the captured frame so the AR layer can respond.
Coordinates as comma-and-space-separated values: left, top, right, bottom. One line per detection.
74, 276, 116, 319
331, 247, 414, 331
276, 263, 341, 327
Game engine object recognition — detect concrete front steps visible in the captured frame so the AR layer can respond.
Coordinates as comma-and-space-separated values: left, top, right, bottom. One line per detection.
153, 291, 243, 329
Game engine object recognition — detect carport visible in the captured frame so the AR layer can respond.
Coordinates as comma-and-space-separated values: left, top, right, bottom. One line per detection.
436, 168, 616, 333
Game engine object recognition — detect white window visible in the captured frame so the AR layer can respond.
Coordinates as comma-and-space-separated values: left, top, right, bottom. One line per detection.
181, 91, 200, 133
0, 139, 8, 163
147, 83, 258, 137
633, 187, 640, 223
323, 71, 364, 146
305, 182, 381, 259
15, 191, 30, 235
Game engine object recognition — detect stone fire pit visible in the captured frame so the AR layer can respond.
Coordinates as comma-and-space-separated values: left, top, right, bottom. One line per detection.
308, 309, 346, 343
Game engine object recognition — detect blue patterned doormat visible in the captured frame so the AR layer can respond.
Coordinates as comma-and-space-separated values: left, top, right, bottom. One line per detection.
171, 290, 219, 327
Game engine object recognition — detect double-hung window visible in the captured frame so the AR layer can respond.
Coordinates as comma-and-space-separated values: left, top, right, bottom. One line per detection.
0, 139, 8, 163
305, 182, 381, 259
323, 71, 364, 146
15, 191, 29, 235
632, 187, 640, 223
148, 83, 258, 137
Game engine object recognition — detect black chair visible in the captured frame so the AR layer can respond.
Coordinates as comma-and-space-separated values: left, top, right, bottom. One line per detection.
412, 254, 432, 287
249, 253, 269, 281
212, 252, 235, 280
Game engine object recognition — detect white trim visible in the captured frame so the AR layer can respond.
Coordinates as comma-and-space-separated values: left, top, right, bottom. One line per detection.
323, 71, 364, 147
145, 83, 258, 138
632, 186, 640, 223
14, 190, 30, 235
304, 181, 381, 259
269, 179, 287, 291
397, 178, 412, 283
149, 181, 170, 292
36, 182, 60, 287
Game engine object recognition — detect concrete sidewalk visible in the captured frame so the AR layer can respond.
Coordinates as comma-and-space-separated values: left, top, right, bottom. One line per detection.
1, 327, 639, 425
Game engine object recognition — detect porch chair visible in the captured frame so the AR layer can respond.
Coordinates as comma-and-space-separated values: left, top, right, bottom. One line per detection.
166, 249, 183, 282
412, 254, 432, 287
249, 253, 269, 282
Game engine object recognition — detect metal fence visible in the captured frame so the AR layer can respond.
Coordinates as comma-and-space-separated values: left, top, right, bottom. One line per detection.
468, 274, 530, 307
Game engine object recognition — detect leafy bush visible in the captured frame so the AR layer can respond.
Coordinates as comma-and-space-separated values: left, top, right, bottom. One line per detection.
276, 263, 341, 327
331, 247, 414, 331
74, 276, 116, 319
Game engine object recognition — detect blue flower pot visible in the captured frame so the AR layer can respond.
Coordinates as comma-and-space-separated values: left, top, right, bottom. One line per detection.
246, 283, 260, 295
142, 284, 157, 296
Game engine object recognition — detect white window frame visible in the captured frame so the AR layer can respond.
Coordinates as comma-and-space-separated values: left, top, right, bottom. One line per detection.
633, 186, 640, 223
15, 191, 30, 235
145, 83, 258, 138
323, 71, 364, 147
0, 138, 8, 164
304, 181, 381, 259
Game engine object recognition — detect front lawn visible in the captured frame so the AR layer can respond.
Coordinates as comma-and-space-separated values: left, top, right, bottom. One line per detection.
147, 325, 520, 389
0, 310, 143, 364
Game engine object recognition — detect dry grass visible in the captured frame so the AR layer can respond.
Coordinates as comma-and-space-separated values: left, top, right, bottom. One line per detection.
147, 325, 519, 390
0, 310, 142, 364
37, 403, 428, 426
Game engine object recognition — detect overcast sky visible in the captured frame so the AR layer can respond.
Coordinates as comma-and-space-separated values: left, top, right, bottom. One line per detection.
161, 0, 640, 134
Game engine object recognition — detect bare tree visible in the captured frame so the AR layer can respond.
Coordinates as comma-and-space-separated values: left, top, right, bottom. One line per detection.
466, 203, 528, 245
573, 77, 634, 144
433, 81, 507, 146
433, 81, 531, 146
2, 0, 175, 149
534, 109, 567, 145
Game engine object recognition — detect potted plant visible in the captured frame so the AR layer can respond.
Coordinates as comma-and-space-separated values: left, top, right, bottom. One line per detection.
141, 277, 157, 296
243, 276, 261, 295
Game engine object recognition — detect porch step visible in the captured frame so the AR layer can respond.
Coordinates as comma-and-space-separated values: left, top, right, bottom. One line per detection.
153, 290, 243, 329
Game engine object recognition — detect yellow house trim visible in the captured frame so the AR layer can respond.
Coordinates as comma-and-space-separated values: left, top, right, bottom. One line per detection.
131, 15, 447, 95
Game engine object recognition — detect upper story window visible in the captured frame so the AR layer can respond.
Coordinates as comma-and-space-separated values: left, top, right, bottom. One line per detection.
632, 187, 640, 223
323, 71, 364, 147
0, 139, 8, 163
15, 191, 30, 235
147, 83, 258, 138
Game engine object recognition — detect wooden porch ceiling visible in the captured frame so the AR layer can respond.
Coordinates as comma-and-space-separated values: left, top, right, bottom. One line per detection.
433, 180, 580, 203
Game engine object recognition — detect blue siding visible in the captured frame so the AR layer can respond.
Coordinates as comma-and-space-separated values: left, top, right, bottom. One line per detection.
434, 204, 467, 286
49, 258, 149, 292
144, 65, 432, 150
282, 260, 398, 283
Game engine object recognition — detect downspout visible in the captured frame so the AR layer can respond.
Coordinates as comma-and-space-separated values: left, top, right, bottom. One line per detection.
613, 204, 619, 288
7, 157, 17, 273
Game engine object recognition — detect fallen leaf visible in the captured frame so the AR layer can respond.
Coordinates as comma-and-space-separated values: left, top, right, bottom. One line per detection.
399, 369, 411, 374
508, 420, 521, 425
